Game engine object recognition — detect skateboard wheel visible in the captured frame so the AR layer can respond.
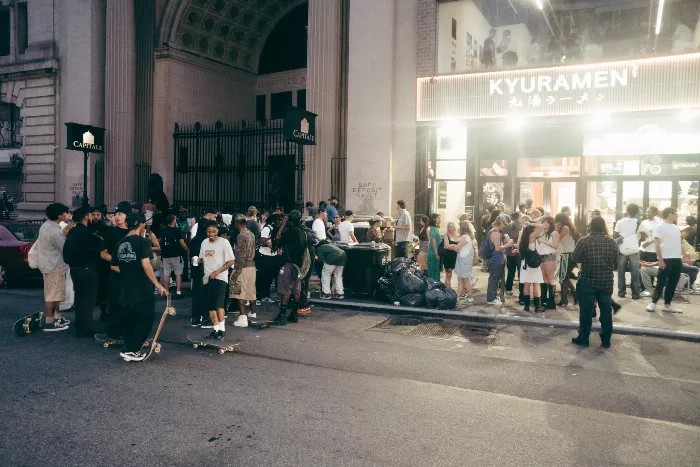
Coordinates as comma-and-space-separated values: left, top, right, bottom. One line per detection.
167, 308, 176, 316
219, 349, 225, 355
155, 344, 161, 353
103, 343, 109, 348
193, 344, 199, 349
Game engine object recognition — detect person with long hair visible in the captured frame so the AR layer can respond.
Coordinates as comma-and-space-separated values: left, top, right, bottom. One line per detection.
442, 221, 460, 288
454, 220, 476, 305
427, 213, 442, 281
555, 212, 578, 307
519, 224, 544, 311
417, 215, 430, 270
531, 216, 560, 309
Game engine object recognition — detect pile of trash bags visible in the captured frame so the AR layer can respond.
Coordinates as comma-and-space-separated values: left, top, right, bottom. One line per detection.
376, 258, 457, 310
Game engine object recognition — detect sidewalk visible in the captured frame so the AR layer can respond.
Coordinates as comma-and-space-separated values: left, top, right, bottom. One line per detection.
308, 267, 700, 342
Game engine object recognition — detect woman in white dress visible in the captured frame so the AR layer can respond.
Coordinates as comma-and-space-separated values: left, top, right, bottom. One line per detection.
532, 216, 560, 310
518, 224, 544, 312
454, 220, 477, 305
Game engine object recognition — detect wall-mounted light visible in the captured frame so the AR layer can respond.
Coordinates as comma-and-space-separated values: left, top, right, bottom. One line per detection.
655, 0, 665, 35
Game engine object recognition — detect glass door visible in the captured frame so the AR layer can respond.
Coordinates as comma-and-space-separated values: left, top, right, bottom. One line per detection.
518, 180, 577, 219
551, 182, 577, 216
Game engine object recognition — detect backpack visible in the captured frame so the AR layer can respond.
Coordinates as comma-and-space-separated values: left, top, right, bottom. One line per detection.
522, 247, 543, 269
479, 229, 501, 261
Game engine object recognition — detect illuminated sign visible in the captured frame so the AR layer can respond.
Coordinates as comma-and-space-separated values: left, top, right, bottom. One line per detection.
65, 123, 105, 153
417, 53, 700, 121
283, 107, 317, 145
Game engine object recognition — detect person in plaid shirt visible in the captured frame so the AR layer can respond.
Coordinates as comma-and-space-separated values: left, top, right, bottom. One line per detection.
571, 217, 619, 348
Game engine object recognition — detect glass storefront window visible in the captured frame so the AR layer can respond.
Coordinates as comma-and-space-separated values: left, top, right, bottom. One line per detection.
434, 180, 467, 233
482, 181, 504, 211
678, 181, 699, 228
479, 159, 508, 176
649, 181, 673, 211
517, 157, 579, 177
584, 156, 641, 176
436, 0, 700, 74
436, 124, 467, 160
518, 181, 543, 211
551, 182, 576, 216
622, 181, 644, 215
436, 160, 467, 179
587, 180, 616, 233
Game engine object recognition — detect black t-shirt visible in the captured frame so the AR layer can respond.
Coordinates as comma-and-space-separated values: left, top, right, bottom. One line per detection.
281, 225, 307, 267
159, 226, 184, 258
103, 226, 129, 257
113, 235, 153, 304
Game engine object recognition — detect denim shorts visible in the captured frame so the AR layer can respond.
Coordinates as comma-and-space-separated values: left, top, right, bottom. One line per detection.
541, 253, 557, 262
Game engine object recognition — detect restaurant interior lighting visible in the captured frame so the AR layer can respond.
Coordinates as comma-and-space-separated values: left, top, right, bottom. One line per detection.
535, 0, 544, 10
655, 0, 665, 35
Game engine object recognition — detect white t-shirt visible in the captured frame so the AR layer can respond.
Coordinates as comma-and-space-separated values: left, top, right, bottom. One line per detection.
638, 218, 661, 252
395, 210, 412, 243
654, 223, 682, 259
614, 217, 639, 255
458, 234, 473, 258
312, 218, 327, 243
338, 221, 355, 243
259, 225, 275, 257
199, 237, 234, 283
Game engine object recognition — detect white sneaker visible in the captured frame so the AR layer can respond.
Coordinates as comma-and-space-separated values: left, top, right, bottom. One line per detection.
486, 299, 502, 306
55, 316, 70, 326
640, 291, 651, 297
248, 313, 257, 319
662, 305, 683, 314
255, 300, 262, 306
121, 351, 147, 362
43, 320, 69, 332
646, 302, 656, 312
234, 315, 248, 327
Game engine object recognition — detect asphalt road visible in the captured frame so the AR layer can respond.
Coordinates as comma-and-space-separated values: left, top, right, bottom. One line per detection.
1, 289, 699, 467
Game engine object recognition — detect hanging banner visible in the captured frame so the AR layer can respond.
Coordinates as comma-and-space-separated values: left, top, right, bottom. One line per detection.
283, 107, 317, 145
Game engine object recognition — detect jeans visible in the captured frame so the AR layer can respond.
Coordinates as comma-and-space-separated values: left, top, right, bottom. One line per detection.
505, 255, 519, 292
321, 263, 344, 295
683, 265, 699, 288
487, 261, 504, 302
123, 299, 155, 352
653, 258, 682, 305
640, 266, 658, 291
618, 252, 640, 296
576, 282, 613, 343
71, 265, 97, 337
396, 242, 408, 258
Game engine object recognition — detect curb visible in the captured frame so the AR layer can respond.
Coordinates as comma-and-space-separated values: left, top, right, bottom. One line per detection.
309, 298, 700, 343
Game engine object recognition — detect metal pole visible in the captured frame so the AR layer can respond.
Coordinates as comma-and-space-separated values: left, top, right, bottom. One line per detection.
82, 151, 90, 207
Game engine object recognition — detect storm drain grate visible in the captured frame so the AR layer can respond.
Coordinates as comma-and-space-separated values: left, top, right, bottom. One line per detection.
406, 322, 460, 339
369, 316, 426, 330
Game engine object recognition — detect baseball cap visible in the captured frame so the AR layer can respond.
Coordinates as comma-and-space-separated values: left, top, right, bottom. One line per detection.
72, 206, 91, 223
125, 214, 146, 230
115, 201, 132, 214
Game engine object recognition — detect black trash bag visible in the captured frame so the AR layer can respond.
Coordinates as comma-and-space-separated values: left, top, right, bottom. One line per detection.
384, 257, 412, 278
423, 276, 446, 291
437, 288, 458, 310
377, 276, 399, 303
425, 288, 447, 308
400, 293, 426, 308
394, 270, 427, 297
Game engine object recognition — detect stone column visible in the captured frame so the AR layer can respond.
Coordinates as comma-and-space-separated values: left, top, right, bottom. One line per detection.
345, 0, 395, 216
104, 0, 136, 207
303, 0, 342, 206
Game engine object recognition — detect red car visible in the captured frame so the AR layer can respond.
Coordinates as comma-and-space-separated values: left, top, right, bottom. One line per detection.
0, 223, 40, 287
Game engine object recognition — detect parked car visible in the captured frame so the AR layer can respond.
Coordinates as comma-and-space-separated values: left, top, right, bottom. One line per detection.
0, 223, 41, 287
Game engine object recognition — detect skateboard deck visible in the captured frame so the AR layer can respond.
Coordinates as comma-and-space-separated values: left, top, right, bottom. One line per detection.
142, 295, 177, 361
187, 335, 240, 355
13, 312, 43, 336
249, 320, 272, 330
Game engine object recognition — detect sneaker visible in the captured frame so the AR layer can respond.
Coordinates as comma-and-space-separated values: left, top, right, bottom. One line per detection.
334, 295, 344, 300
618, 293, 626, 298
646, 303, 656, 312
190, 317, 202, 327
505, 291, 513, 297
662, 305, 683, 314
201, 320, 214, 329
43, 320, 69, 332
601, 341, 611, 349
612, 302, 621, 314
486, 299, 502, 306
640, 291, 651, 297
55, 316, 70, 326
320, 292, 332, 300
248, 312, 257, 319
287, 311, 299, 323
206, 330, 218, 339
261, 297, 276, 303
255, 300, 262, 306
689, 289, 700, 295
234, 315, 249, 328
121, 351, 147, 362
571, 336, 590, 347
216, 330, 225, 340
463, 297, 474, 305
297, 307, 311, 315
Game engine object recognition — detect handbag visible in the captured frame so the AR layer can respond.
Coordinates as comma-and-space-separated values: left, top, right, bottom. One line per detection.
28, 240, 40, 269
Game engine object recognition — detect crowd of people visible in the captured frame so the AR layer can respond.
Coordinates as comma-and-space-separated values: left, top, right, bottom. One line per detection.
423, 202, 699, 348
30, 196, 357, 362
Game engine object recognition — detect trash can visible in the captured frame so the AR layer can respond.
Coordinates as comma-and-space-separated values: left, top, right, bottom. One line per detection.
338, 243, 391, 297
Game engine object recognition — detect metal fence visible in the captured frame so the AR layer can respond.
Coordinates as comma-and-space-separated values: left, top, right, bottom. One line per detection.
134, 163, 152, 206
93, 159, 104, 207
172, 120, 303, 216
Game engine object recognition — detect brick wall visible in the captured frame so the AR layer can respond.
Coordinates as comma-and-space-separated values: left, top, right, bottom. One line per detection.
416, 0, 437, 77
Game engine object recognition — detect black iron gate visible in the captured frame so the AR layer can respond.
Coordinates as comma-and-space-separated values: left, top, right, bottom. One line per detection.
173, 120, 303, 216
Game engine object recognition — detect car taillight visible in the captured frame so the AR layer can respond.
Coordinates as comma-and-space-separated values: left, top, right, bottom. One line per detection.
20, 244, 32, 256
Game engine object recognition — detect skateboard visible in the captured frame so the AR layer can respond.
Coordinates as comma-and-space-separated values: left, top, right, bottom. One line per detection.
13, 312, 43, 336
141, 295, 177, 361
187, 335, 240, 355
94, 333, 124, 348
249, 320, 272, 330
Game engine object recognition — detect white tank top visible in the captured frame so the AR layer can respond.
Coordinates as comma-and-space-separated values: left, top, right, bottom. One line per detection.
536, 232, 557, 255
